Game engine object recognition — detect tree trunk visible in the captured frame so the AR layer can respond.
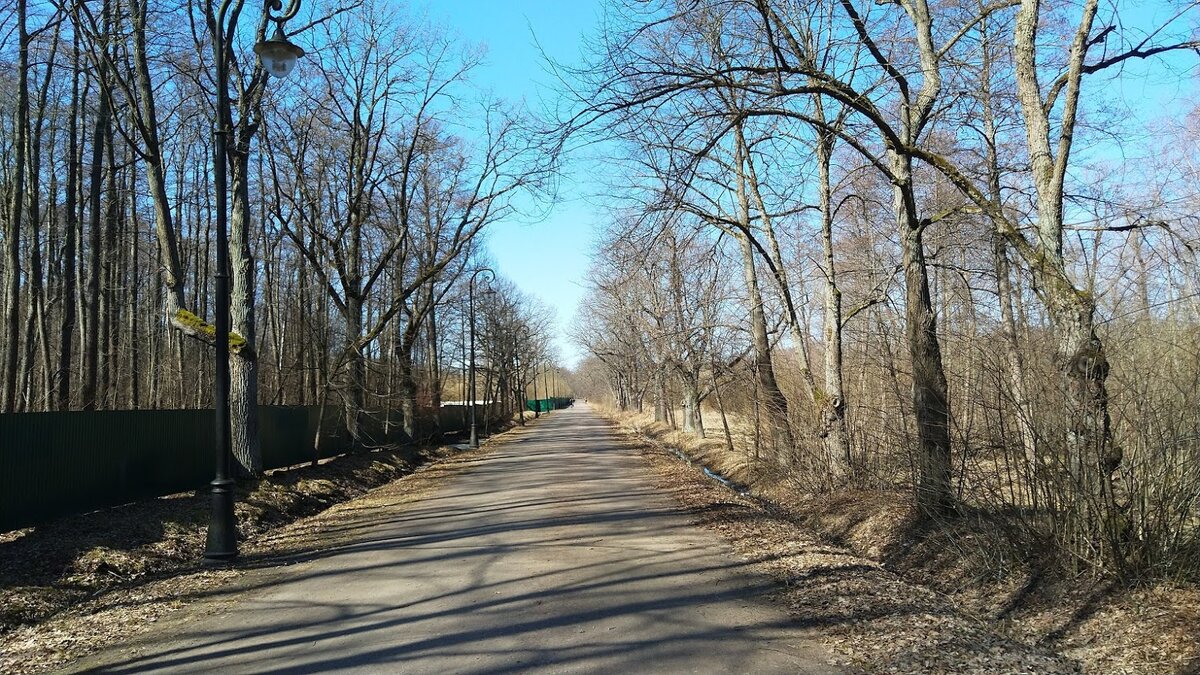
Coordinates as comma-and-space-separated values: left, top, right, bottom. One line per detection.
426, 301, 442, 408
99, 134, 119, 407
711, 361, 735, 454
1013, 0, 1124, 568
737, 233, 794, 462
654, 367, 667, 423
893, 150, 953, 517
129, 0, 190, 328
816, 131, 850, 483
726, 132, 795, 458
81, 50, 109, 410
397, 322, 419, 439
26, 22, 57, 412
1044, 280, 1121, 548
229, 153, 261, 474
128, 173, 141, 407
680, 375, 704, 438
3, 0, 29, 412
343, 293, 366, 447
55, 33, 82, 410
735, 122, 817, 399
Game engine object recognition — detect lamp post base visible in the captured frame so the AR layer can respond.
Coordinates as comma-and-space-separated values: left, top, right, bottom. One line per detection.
203, 477, 238, 564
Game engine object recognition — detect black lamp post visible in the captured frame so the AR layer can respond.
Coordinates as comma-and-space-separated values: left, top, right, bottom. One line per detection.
205, 0, 304, 565
468, 268, 495, 449
531, 356, 539, 419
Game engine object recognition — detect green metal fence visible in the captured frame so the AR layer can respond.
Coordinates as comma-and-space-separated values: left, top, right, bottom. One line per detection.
0, 403, 500, 533
525, 397, 574, 413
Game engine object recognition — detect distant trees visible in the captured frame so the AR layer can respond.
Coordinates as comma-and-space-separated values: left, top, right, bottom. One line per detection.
0, 2, 554, 468
578, 214, 737, 436
478, 278, 558, 422
568, 0, 1200, 578
264, 4, 551, 445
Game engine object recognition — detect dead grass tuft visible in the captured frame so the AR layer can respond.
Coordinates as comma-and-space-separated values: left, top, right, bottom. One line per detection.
615, 411, 1078, 674
606, 406, 1200, 674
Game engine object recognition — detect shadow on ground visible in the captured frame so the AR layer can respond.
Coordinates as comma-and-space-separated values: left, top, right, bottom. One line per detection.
68, 408, 842, 675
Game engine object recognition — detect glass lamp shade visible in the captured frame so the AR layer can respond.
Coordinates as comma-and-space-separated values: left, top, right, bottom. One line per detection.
254, 29, 305, 79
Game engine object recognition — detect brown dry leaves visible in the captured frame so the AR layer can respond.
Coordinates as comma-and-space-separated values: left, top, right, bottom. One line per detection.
1002, 582, 1200, 675
0, 435, 510, 675
614, 407, 1200, 675
624, 420, 1081, 675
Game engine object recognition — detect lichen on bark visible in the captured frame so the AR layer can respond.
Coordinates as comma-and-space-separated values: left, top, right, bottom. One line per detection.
172, 309, 248, 353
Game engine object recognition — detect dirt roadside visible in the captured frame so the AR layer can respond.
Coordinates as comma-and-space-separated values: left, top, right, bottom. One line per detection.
629, 437, 1076, 673
607, 409, 1199, 674
0, 420, 547, 675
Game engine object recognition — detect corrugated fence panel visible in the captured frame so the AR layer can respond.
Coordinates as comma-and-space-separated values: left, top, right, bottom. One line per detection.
260, 406, 318, 470
0, 404, 512, 533
525, 398, 574, 413
436, 404, 505, 434
0, 409, 214, 532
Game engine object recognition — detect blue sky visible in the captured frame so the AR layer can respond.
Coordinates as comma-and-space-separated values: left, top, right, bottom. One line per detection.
423, 1, 610, 368
415, 0, 1198, 369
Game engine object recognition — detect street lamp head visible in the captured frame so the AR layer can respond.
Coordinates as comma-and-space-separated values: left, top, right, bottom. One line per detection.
470, 267, 496, 291
255, 25, 305, 78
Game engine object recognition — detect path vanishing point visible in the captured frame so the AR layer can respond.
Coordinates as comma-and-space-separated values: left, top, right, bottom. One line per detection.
68, 403, 842, 674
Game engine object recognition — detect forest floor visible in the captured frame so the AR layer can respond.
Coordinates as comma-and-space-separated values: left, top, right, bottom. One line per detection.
0, 422, 523, 675
606, 408, 1200, 675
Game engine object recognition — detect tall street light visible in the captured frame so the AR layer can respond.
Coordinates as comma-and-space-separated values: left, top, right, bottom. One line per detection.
468, 268, 495, 449
205, 0, 305, 565
530, 337, 539, 419
513, 334, 525, 426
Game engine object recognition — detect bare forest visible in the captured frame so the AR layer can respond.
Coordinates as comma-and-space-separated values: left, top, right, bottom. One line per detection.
4, 0, 1200, 672
0, 0, 563, 472
566, 0, 1200, 583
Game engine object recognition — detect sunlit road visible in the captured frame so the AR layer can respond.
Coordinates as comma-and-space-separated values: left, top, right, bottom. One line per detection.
71, 403, 841, 674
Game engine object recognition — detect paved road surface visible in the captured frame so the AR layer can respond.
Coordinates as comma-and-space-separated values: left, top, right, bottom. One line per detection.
74, 404, 840, 674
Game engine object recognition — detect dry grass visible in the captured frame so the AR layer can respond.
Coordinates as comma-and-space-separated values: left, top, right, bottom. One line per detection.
613, 411, 1076, 674
0, 447, 421, 633
608, 406, 1200, 674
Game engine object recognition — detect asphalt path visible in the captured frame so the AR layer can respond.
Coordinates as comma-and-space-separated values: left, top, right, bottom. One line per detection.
73, 403, 841, 674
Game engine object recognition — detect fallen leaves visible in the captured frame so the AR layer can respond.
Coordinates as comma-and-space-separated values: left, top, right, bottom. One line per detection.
625, 423, 1081, 675
611, 407, 1200, 675
0, 437, 504, 674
